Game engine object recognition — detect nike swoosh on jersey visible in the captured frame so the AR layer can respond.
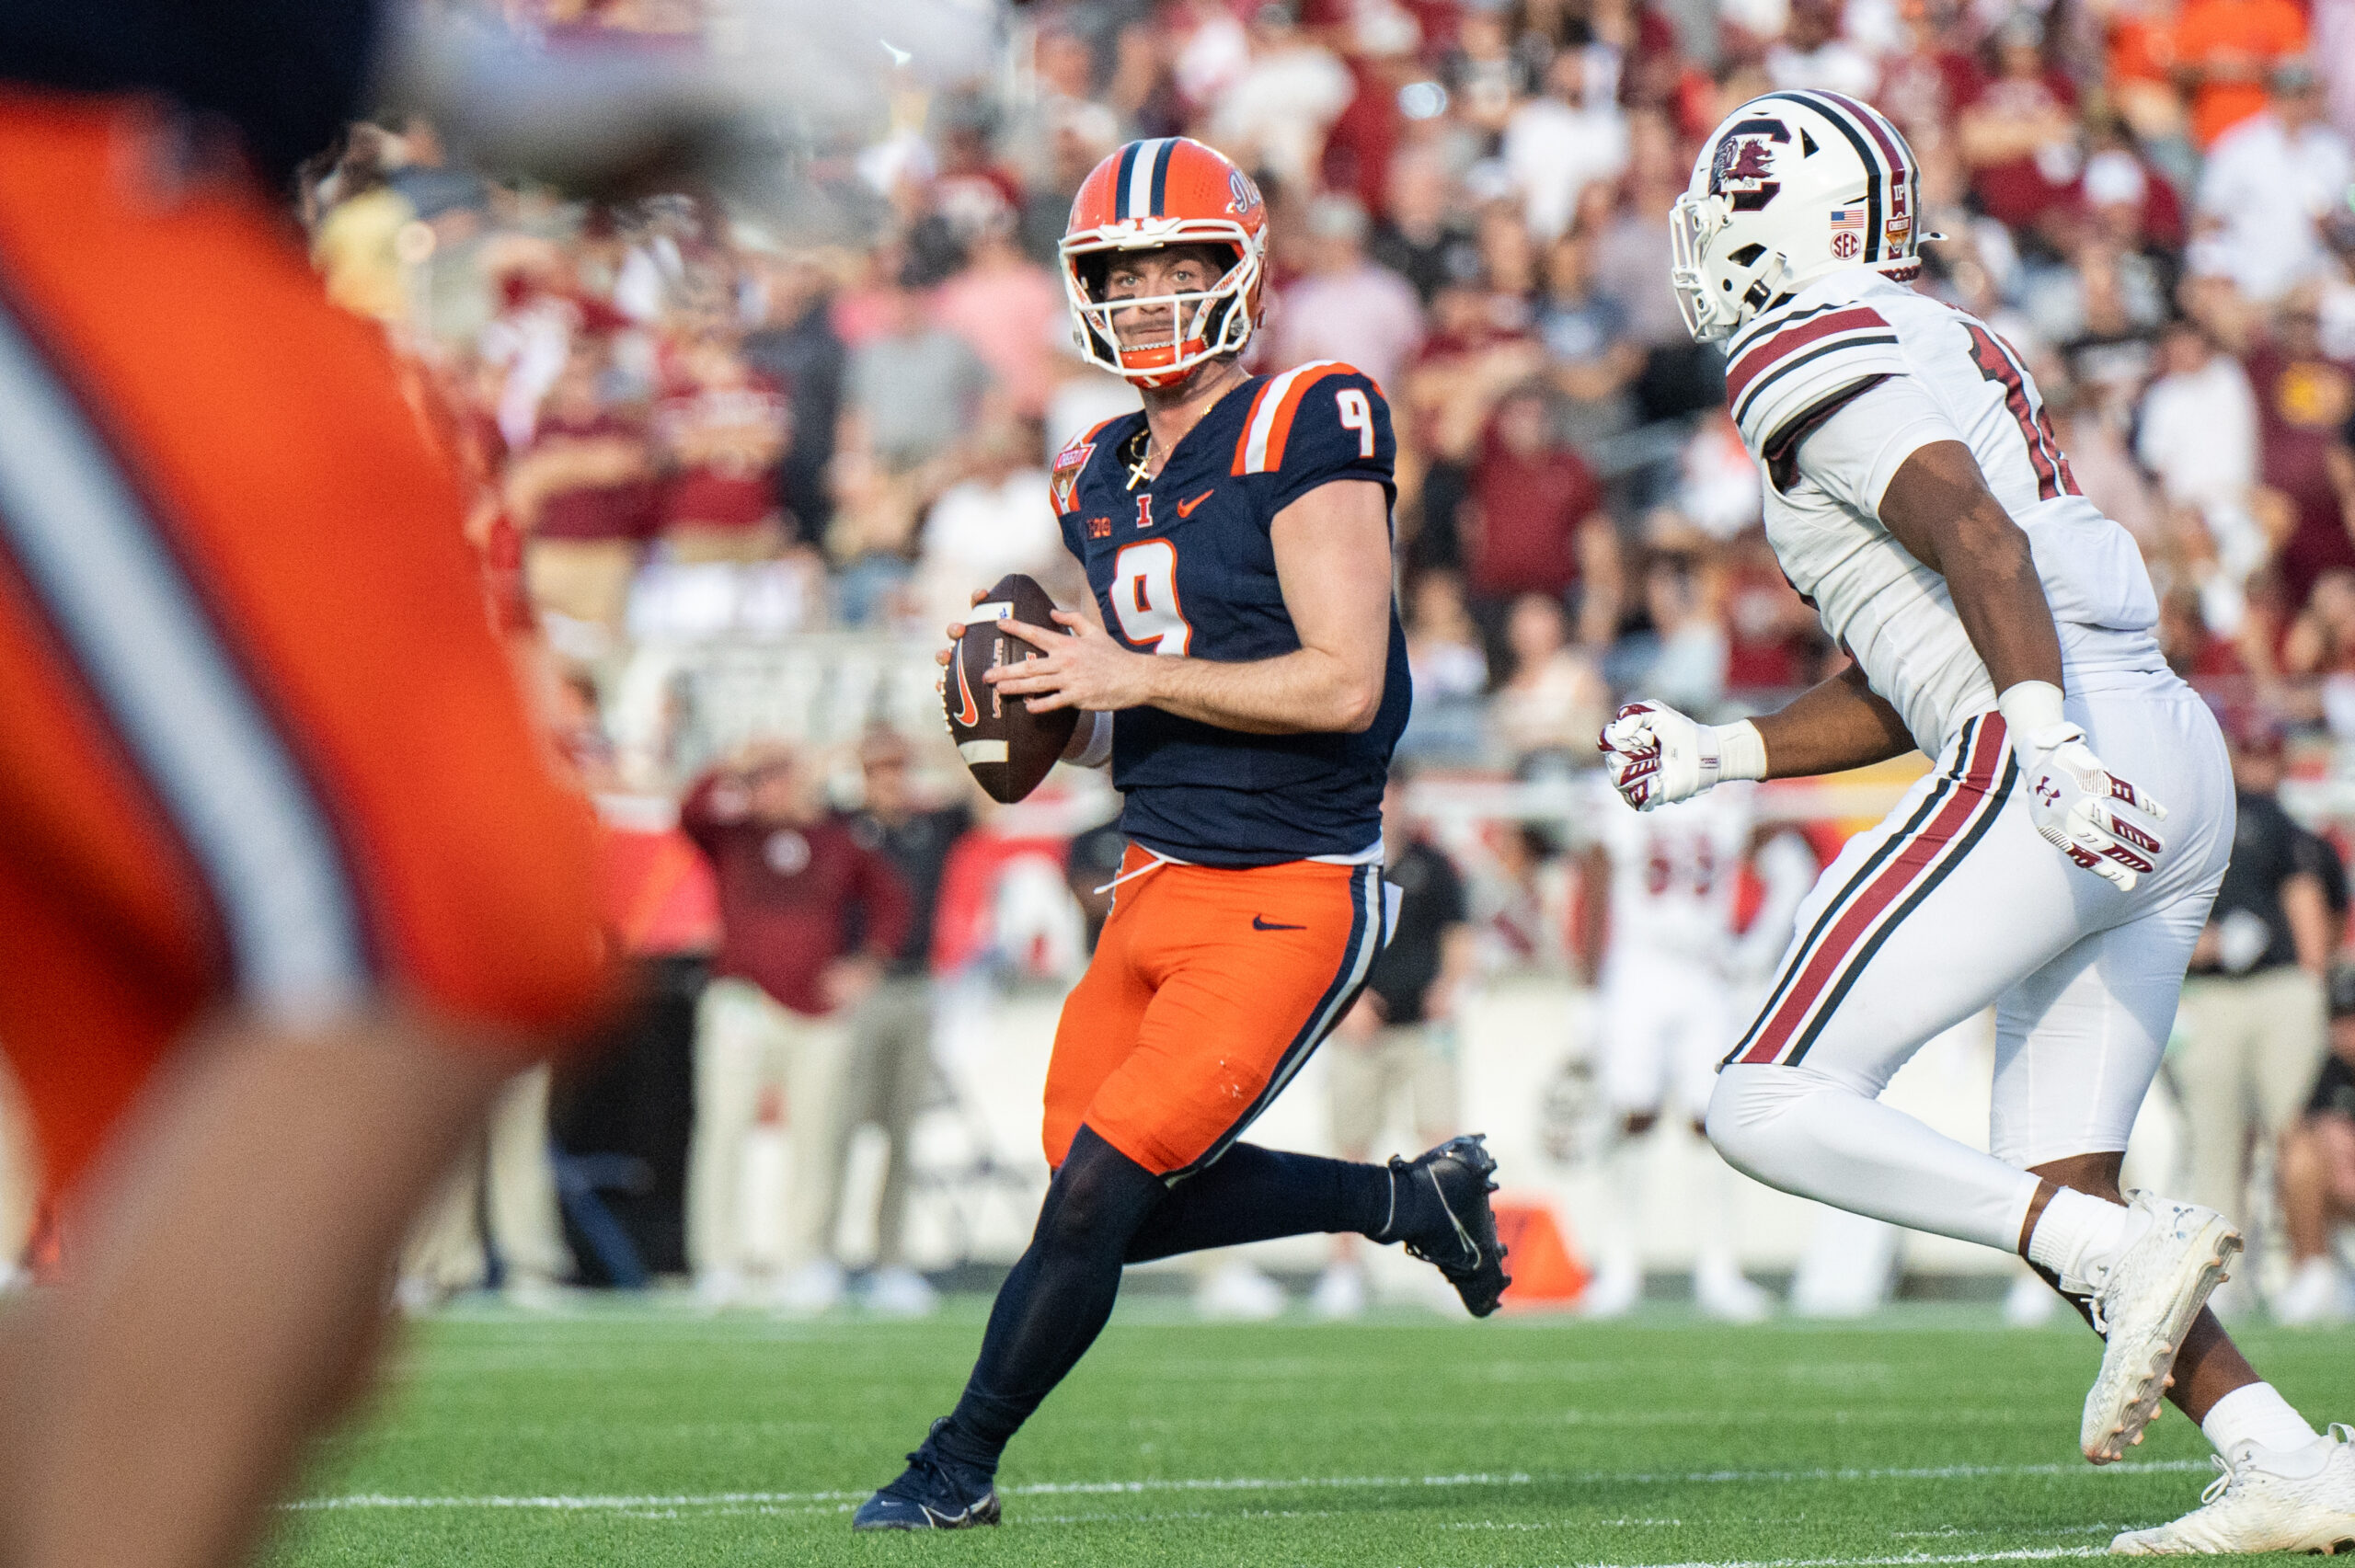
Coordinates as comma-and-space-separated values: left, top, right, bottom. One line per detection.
1251, 914, 1305, 931
1176, 488, 1214, 518
951, 643, 981, 727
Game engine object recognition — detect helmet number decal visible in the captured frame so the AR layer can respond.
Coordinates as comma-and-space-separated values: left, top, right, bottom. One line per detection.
1708, 118, 1789, 213
1335, 388, 1375, 458
1110, 539, 1192, 655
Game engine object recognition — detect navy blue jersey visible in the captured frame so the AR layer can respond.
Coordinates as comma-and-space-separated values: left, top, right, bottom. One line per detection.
1051, 361, 1410, 867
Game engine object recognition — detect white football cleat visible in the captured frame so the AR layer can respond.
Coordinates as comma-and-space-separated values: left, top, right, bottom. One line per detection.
2109, 1425, 2355, 1554
2082, 1193, 2242, 1464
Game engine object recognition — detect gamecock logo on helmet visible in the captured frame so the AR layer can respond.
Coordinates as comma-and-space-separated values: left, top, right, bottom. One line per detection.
1708, 119, 1789, 212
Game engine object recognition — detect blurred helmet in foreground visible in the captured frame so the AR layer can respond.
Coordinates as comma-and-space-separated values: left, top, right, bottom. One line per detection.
1060, 137, 1269, 389
1670, 91, 1929, 344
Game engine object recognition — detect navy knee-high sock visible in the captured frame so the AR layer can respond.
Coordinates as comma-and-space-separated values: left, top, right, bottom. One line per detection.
1123, 1142, 1396, 1263
936, 1128, 1164, 1471
935, 1134, 1438, 1473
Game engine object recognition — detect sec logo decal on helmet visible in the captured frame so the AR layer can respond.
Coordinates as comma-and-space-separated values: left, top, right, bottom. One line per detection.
1669, 91, 1937, 344
1061, 137, 1269, 389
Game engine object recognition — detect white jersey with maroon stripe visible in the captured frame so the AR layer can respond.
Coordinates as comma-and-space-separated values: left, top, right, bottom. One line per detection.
1724, 269, 2159, 759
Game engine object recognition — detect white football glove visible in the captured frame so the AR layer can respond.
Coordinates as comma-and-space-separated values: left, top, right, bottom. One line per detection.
2000, 681, 2166, 893
2015, 723, 2167, 892
1598, 702, 1766, 811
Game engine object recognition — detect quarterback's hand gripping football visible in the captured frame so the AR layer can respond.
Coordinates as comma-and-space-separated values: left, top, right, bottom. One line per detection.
1599, 702, 1766, 811
2001, 682, 2166, 893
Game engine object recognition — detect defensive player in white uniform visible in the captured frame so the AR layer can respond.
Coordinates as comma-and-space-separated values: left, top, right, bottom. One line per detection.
1602, 90, 2355, 1554
1580, 782, 1775, 1320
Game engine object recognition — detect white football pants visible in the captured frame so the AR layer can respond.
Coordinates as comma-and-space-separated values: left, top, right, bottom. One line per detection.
1706, 679, 2233, 1254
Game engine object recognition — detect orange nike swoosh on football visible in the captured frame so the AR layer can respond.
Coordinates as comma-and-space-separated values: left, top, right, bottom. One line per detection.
1177, 489, 1214, 518
952, 643, 981, 727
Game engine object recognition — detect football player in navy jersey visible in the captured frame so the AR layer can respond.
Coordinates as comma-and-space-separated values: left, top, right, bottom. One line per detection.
855, 136, 1511, 1532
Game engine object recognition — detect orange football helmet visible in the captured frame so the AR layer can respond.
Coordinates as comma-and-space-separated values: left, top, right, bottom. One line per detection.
1060, 137, 1268, 389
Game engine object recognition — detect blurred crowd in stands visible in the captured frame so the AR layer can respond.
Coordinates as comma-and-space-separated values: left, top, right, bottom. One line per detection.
276, 0, 2355, 1310
315, 0, 2355, 787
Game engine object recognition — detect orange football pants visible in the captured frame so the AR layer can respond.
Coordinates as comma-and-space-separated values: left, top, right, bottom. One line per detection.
1044, 845, 1386, 1178
0, 93, 608, 1202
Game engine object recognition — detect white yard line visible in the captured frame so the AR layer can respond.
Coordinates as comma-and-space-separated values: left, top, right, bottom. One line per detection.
1544, 1549, 2116, 1568
289, 1459, 2208, 1514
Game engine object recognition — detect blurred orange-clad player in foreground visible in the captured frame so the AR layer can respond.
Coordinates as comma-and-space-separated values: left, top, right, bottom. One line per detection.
0, 22, 612, 1568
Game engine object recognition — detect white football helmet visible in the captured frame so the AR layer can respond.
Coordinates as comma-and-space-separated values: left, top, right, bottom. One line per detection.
1670, 90, 1931, 344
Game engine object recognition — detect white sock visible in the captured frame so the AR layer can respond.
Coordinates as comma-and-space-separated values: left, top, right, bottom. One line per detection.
2026, 1187, 2135, 1288
2203, 1383, 2326, 1472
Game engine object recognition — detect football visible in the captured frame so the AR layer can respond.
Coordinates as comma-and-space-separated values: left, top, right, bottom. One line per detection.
944, 572, 1080, 804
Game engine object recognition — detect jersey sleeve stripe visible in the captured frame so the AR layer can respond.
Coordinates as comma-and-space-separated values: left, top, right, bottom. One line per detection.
1726, 306, 1892, 406
1258, 361, 1359, 475
1726, 300, 1844, 361
1232, 360, 1348, 475
1231, 378, 1277, 474
1731, 331, 1901, 434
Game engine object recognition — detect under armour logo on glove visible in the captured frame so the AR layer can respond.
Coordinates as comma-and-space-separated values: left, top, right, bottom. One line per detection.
2015, 723, 2167, 893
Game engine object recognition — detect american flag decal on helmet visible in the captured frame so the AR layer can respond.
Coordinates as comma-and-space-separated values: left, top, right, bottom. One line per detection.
1759, 89, 1916, 265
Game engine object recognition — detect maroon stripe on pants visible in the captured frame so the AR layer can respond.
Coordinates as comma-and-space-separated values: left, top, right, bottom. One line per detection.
1735, 715, 2009, 1066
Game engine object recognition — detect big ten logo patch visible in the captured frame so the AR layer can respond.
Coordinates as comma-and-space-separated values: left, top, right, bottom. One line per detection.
1086, 514, 1113, 539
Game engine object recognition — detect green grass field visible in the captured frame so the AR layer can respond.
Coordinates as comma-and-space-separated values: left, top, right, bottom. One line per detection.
269, 1298, 2355, 1567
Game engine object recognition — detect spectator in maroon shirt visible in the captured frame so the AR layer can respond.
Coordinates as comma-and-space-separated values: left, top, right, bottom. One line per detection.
653, 335, 791, 564
506, 341, 658, 634
2245, 294, 2355, 611
1458, 384, 1621, 648
1956, 13, 2084, 235
680, 744, 913, 1312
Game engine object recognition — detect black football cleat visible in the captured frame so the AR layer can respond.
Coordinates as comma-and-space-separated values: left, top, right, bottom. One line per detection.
851, 1419, 1002, 1531
1389, 1134, 1511, 1317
